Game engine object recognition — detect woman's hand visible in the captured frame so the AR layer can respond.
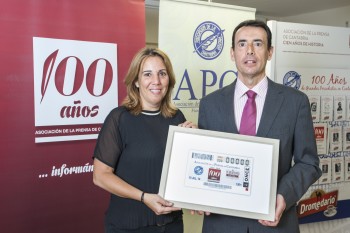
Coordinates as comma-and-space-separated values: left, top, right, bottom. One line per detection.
142, 193, 181, 215
179, 121, 198, 128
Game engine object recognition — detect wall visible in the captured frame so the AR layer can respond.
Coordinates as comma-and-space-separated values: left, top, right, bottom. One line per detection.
281, 5, 350, 28
146, 6, 159, 47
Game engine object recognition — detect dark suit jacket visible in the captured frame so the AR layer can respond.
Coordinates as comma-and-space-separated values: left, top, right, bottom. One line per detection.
198, 78, 322, 233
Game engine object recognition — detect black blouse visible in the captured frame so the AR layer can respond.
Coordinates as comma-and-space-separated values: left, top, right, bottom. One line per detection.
94, 106, 186, 229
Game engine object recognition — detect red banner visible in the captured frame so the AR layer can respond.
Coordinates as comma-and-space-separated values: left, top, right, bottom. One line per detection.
297, 190, 338, 218
0, 0, 144, 232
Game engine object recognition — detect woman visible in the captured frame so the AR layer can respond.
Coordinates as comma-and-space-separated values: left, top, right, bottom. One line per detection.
93, 47, 194, 233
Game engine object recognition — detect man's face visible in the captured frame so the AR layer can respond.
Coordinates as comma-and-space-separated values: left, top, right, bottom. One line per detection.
231, 26, 273, 85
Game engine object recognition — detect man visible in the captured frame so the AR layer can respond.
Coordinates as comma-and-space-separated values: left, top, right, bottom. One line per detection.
198, 20, 322, 233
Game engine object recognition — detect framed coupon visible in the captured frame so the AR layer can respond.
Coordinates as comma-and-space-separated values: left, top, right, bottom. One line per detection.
159, 126, 280, 221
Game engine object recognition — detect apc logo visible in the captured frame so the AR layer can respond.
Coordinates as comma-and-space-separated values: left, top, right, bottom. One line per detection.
33, 37, 118, 142
283, 71, 301, 89
193, 21, 225, 60
194, 166, 204, 175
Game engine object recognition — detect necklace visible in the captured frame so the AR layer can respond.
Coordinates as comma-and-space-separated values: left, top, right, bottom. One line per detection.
141, 110, 161, 116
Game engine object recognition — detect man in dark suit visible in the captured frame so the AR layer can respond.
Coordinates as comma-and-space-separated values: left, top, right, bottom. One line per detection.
198, 20, 322, 233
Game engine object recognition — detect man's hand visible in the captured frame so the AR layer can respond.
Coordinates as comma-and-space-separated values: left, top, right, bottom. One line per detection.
258, 194, 286, 227
190, 210, 211, 216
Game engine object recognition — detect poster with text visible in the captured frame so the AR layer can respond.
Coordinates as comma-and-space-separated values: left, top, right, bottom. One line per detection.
159, 0, 255, 122
267, 20, 350, 224
0, 0, 145, 232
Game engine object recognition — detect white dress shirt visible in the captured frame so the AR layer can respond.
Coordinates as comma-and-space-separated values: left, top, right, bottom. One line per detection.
234, 77, 268, 133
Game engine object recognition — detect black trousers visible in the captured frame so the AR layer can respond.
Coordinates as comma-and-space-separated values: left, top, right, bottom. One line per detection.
105, 217, 183, 233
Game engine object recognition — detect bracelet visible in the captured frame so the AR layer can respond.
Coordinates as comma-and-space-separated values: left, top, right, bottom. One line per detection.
140, 192, 145, 203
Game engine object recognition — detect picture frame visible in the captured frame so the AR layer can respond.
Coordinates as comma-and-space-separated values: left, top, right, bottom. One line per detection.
159, 126, 280, 221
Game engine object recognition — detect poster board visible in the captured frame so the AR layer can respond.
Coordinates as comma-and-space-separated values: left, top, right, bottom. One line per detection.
0, 0, 145, 232
267, 20, 350, 223
159, 0, 255, 123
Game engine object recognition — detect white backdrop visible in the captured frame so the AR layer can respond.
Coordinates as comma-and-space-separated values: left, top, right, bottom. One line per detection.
159, 0, 255, 231
267, 20, 350, 230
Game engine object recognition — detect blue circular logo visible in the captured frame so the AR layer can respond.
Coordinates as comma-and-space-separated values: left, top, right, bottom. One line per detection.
194, 166, 204, 175
283, 71, 301, 89
193, 21, 225, 60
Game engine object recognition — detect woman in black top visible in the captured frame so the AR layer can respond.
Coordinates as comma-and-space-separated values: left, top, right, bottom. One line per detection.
93, 47, 195, 233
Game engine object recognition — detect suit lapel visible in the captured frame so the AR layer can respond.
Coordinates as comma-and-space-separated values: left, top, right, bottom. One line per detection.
221, 82, 238, 134
257, 79, 284, 137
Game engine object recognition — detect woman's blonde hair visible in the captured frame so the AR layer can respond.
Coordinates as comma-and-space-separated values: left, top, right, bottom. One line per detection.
122, 47, 177, 117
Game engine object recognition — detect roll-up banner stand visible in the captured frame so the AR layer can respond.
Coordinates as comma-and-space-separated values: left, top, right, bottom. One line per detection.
159, 0, 255, 123
159, 0, 255, 232
0, 0, 145, 232
267, 20, 350, 224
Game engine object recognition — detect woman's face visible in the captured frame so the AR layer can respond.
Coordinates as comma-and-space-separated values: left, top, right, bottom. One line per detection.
135, 56, 169, 111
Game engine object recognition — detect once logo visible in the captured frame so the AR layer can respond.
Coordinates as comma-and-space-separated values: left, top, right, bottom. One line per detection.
243, 166, 250, 191
244, 166, 250, 182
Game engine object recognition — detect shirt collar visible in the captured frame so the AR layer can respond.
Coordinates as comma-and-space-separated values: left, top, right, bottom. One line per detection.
236, 76, 268, 98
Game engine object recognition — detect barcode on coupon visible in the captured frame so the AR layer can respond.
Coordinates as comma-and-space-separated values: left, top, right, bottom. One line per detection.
192, 152, 213, 161
204, 182, 231, 190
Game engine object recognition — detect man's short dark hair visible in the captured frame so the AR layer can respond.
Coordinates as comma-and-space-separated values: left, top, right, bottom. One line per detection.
231, 19, 272, 49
